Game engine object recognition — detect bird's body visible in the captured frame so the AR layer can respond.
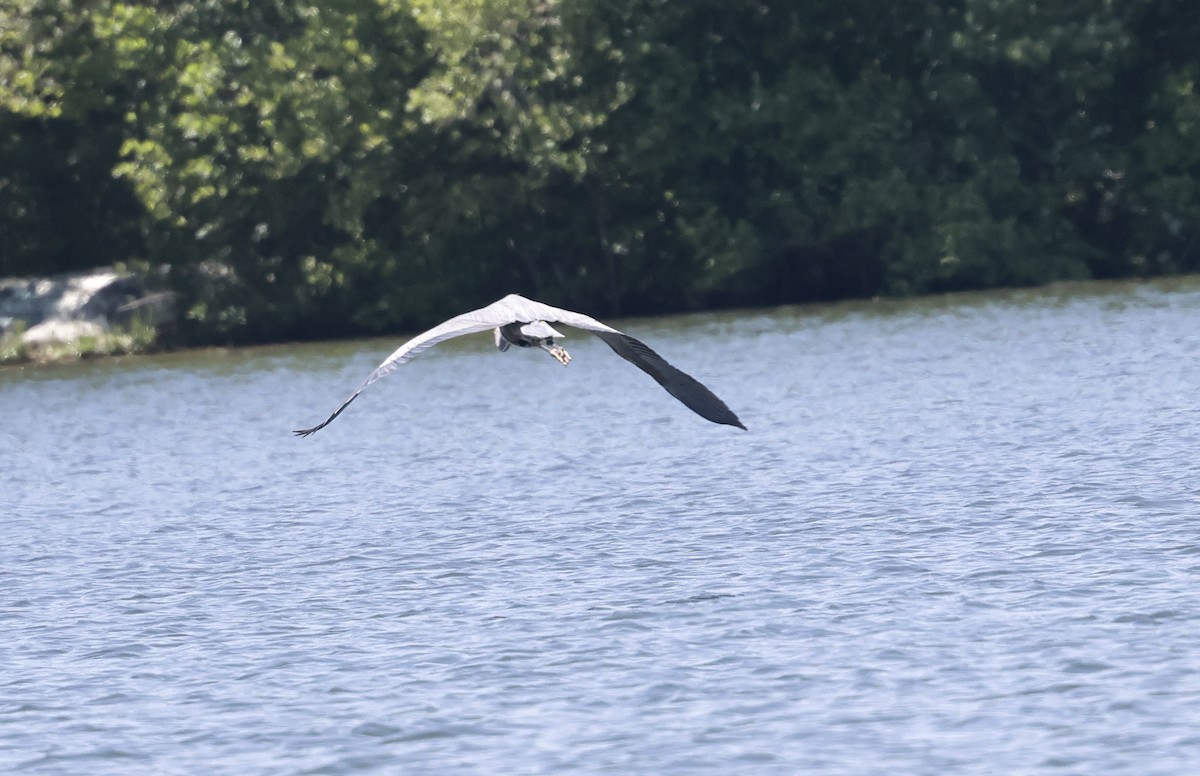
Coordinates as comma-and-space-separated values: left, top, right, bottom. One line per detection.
495, 320, 571, 364
294, 294, 745, 436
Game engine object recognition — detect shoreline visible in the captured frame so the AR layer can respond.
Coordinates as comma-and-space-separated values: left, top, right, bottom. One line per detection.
4, 270, 1199, 368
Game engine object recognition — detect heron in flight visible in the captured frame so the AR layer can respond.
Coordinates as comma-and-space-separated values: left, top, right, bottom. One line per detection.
294, 294, 745, 436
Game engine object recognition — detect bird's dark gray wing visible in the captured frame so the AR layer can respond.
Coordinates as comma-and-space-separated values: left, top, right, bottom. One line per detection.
591, 330, 746, 429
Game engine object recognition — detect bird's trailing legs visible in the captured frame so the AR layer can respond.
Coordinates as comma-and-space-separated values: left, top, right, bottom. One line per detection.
541, 341, 571, 365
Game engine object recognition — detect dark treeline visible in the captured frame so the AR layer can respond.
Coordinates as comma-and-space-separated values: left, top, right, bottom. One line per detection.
2, 0, 1199, 344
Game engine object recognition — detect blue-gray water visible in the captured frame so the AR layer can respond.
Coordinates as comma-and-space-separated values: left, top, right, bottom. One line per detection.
4, 280, 1200, 774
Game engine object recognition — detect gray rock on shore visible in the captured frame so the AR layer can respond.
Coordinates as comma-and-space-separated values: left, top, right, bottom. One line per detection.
0, 268, 175, 350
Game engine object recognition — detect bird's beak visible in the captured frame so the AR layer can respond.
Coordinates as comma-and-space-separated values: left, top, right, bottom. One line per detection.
540, 341, 571, 365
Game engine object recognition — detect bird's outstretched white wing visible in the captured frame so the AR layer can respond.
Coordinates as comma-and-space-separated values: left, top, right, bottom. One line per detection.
293, 297, 524, 436
508, 295, 747, 430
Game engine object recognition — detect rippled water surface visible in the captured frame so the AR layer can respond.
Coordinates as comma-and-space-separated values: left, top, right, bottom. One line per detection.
4, 280, 1200, 774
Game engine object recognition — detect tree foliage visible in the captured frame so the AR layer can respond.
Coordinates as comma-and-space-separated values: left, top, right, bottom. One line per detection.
1, 0, 1198, 343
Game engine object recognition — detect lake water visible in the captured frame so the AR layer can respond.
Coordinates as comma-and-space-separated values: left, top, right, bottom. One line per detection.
3, 279, 1200, 774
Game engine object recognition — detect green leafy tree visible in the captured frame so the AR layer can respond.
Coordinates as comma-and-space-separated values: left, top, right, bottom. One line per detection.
95, 0, 433, 341
0, 0, 147, 276
3, 0, 1198, 345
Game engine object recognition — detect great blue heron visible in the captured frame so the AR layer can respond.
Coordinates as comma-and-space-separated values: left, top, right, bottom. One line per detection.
294, 294, 745, 436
